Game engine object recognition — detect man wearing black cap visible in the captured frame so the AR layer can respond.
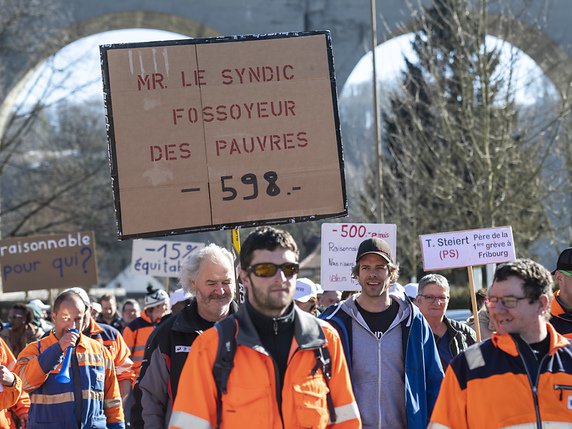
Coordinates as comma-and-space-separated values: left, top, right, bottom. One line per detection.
321, 237, 444, 429
550, 247, 572, 339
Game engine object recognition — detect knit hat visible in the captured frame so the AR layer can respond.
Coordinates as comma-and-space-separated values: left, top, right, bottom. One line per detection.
144, 285, 169, 309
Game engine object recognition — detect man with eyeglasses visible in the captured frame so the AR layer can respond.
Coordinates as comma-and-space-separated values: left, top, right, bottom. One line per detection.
321, 237, 444, 429
550, 247, 572, 339
429, 258, 572, 429
169, 226, 360, 429
415, 274, 476, 369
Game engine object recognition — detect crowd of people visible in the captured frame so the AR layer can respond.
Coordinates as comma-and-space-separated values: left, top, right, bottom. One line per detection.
1, 227, 571, 428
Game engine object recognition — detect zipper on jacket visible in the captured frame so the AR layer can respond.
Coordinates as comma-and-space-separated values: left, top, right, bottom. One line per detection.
514, 340, 547, 429
377, 340, 382, 427
270, 354, 285, 428
554, 384, 572, 400
273, 319, 278, 335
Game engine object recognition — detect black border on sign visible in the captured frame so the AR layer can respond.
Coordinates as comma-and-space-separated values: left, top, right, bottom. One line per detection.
100, 30, 347, 240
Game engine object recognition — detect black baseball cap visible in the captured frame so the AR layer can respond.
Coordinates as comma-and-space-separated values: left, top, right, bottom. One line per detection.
356, 238, 392, 264
553, 247, 572, 274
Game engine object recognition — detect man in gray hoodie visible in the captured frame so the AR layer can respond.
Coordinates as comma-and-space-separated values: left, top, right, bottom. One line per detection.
321, 237, 444, 428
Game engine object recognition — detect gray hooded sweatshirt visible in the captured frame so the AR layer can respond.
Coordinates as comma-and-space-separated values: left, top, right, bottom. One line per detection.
337, 293, 410, 429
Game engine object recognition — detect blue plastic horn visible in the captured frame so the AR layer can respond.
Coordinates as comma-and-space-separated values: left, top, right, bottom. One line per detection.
55, 328, 78, 384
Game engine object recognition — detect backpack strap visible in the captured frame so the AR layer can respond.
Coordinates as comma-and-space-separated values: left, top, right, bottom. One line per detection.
213, 316, 237, 429
312, 345, 337, 423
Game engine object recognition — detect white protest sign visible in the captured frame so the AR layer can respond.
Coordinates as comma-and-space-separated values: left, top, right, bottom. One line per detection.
131, 239, 204, 277
419, 226, 516, 271
321, 223, 397, 291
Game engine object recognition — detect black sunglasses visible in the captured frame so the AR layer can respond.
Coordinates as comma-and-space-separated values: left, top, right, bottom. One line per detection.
246, 262, 300, 278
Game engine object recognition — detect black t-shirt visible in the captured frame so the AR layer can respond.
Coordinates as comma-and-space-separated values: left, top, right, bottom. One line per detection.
355, 299, 399, 339
529, 334, 550, 361
195, 312, 216, 332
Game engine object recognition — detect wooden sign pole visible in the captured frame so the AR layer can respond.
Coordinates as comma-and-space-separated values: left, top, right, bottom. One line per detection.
467, 265, 482, 342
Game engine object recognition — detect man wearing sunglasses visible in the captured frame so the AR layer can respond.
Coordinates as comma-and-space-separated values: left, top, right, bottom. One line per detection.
550, 247, 572, 339
169, 226, 360, 429
320, 237, 444, 429
429, 258, 572, 429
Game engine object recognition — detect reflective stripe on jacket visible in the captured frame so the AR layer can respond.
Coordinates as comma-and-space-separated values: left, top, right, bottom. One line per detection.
169, 305, 361, 429
14, 331, 125, 429
429, 323, 572, 429
123, 312, 156, 380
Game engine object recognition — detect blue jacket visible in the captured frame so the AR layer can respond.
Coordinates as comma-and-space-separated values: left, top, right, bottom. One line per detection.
15, 331, 125, 429
321, 294, 444, 428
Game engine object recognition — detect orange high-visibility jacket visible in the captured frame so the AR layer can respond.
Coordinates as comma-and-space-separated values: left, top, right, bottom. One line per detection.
86, 317, 135, 384
429, 323, 572, 429
169, 306, 361, 429
14, 331, 124, 429
0, 338, 29, 429
550, 290, 572, 340
122, 312, 156, 381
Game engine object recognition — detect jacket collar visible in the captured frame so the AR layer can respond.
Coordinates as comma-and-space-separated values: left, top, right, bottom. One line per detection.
86, 317, 103, 335
443, 316, 461, 333
172, 298, 238, 333
235, 300, 326, 351
140, 310, 154, 325
551, 290, 572, 319
492, 322, 570, 357
341, 293, 413, 327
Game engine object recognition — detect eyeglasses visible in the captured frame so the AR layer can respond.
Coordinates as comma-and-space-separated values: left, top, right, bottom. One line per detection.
247, 262, 300, 278
417, 294, 449, 304
485, 295, 529, 309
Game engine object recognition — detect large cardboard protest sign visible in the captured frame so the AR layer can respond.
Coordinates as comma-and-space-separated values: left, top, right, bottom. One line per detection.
131, 239, 204, 277
321, 223, 397, 291
419, 226, 516, 271
101, 31, 347, 239
0, 232, 97, 292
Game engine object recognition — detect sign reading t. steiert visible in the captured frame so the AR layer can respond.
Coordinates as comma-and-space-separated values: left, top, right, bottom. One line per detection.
101, 31, 347, 239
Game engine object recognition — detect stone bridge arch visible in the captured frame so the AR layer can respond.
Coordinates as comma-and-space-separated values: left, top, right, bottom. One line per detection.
1, 0, 570, 135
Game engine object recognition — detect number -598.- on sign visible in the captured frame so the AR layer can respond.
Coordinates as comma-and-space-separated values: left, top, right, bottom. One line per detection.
101, 31, 347, 239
